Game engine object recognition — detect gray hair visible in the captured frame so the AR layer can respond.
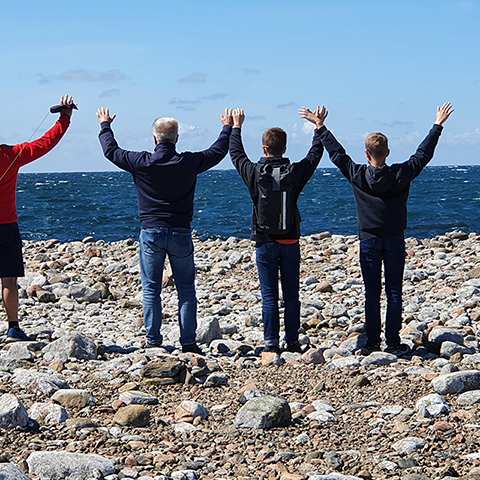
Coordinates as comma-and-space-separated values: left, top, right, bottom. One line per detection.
152, 117, 179, 144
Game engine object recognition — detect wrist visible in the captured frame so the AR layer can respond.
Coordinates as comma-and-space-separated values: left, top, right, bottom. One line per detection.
314, 122, 324, 129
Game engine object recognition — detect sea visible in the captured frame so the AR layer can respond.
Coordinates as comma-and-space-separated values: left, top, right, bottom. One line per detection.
16, 166, 480, 243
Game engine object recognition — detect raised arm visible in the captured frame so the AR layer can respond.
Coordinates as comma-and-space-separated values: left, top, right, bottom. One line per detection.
402, 102, 454, 180
229, 108, 256, 190
295, 105, 327, 184
195, 108, 233, 174
11, 95, 73, 168
299, 106, 358, 182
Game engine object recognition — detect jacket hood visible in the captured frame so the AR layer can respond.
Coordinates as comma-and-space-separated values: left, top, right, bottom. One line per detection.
365, 164, 399, 194
257, 156, 290, 165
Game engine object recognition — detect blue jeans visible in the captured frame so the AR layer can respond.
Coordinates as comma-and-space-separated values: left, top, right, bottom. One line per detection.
256, 242, 300, 346
139, 228, 197, 346
359, 237, 406, 348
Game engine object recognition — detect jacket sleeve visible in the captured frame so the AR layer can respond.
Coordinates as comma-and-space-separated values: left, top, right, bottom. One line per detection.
399, 124, 443, 181
98, 122, 140, 173
229, 128, 257, 195
195, 125, 232, 174
295, 128, 324, 189
11, 115, 70, 168
318, 126, 359, 181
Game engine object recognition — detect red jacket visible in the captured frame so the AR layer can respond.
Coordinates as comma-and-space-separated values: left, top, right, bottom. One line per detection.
0, 115, 70, 225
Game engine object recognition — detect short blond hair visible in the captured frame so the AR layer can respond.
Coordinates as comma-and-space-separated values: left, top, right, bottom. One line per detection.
152, 117, 178, 144
365, 132, 389, 159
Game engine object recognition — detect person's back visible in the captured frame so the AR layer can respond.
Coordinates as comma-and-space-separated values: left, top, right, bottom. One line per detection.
97, 107, 233, 352
230, 106, 326, 353
316, 102, 454, 355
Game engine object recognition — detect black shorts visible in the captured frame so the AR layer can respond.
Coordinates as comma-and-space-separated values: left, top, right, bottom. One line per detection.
0, 223, 24, 278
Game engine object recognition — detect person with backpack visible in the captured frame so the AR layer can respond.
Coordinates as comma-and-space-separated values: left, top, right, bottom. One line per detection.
312, 102, 454, 356
230, 107, 326, 353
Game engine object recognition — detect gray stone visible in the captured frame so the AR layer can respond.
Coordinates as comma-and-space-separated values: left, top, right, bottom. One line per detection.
196, 317, 222, 345
392, 436, 426, 454
306, 411, 337, 423
431, 370, 480, 394
440, 341, 471, 359
118, 390, 158, 405
29, 402, 69, 425
0, 464, 31, 480
331, 356, 361, 369
329, 303, 347, 318
415, 393, 451, 416
308, 475, 363, 480
238, 390, 266, 404
361, 351, 397, 366
51, 389, 96, 408
11, 370, 69, 395
174, 422, 196, 434
27, 451, 115, 480
177, 400, 208, 419
457, 390, 480, 405
0, 394, 28, 429
339, 334, 367, 352
428, 328, 464, 345
42, 332, 97, 361
235, 395, 291, 429
203, 373, 229, 387
69, 283, 101, 303
5, 343, 34, 361
65, 418, 99, 429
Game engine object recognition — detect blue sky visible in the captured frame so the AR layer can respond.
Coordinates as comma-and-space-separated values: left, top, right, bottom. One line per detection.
1, 0, 479, 172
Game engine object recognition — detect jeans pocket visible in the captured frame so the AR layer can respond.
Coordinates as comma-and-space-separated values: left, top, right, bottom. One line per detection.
170, 231, 193, 257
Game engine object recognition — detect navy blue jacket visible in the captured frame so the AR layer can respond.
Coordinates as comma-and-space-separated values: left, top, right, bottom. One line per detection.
319, 124, 443, 239
99, 123, 232, 229
230, 127, 323, 242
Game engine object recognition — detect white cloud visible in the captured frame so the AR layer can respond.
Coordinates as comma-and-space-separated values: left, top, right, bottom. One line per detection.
443, 129, 480, 146
302, 122, 314, 135
176, 73, 208, 84
178, 122, 208, 138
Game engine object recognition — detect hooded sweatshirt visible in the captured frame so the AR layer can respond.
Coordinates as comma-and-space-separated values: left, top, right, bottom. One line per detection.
318, 124, 443, 239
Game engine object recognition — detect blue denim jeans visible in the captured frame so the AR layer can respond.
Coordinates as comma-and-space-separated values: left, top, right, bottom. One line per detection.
139, 228, 197, 346
359, 237, 406, 348
256, 242, 300, 346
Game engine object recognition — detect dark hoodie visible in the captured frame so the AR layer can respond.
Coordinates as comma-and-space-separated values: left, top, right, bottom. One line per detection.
318, 124, 443, 239
229, 127, 323, 242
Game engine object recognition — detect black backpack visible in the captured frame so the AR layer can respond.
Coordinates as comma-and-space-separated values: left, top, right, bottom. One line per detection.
254, 161, 298, 235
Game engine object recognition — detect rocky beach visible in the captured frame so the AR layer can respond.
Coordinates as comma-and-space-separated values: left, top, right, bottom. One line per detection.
1, 230, 480, 480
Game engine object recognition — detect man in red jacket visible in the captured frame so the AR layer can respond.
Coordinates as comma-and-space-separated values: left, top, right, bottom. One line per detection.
0, 95, 74, 342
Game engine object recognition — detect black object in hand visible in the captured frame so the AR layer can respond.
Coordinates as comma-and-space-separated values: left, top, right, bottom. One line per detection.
50, 103, 79, 114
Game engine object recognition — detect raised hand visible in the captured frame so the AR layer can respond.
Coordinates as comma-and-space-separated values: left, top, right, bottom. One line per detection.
233, 108, 245, 129
435, 102, 454, 126
59, 95, 75, 117
221, 108, 234, 126
299, 105, 328, 129
96, 107, 116, 124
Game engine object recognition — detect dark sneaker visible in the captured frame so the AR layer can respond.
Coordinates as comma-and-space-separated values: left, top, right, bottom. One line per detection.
263, 345, 281, 354
6, 327, 33, 342
286, 342, 302, 353
385, 343, 411, 356
364, 342, 381, 354
145, 342, 164, 349
182, 343, 205, 356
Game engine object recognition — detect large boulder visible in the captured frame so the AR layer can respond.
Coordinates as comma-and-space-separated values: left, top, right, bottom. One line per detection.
11, 370, 69, 395
27, 451, 115, 480
42, 332, 97, 361
235, 395, 291, 429
0, 464, 31, 480
431, 370, 480, 395
0, 394, 28, 429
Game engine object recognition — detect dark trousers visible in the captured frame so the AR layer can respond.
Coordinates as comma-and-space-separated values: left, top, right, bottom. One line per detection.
359, 237, 406, 347
256, 242, 300, 346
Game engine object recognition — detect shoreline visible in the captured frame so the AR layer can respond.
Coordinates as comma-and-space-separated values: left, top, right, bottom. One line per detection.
1, 230, 480, 478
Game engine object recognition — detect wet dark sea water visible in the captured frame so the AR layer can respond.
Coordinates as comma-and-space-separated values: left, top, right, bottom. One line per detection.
15, 166, 480, 242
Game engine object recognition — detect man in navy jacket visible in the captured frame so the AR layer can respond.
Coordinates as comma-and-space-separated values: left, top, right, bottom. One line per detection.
315, 103, 454, 355
97, 107, 233, 353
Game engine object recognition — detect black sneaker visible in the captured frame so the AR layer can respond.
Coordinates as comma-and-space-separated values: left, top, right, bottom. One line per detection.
286, 342, 302, 353
263, 345, 281, 354
364, 343, 381, 354
385, 343, 411, 356
182, 343, 205, 356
